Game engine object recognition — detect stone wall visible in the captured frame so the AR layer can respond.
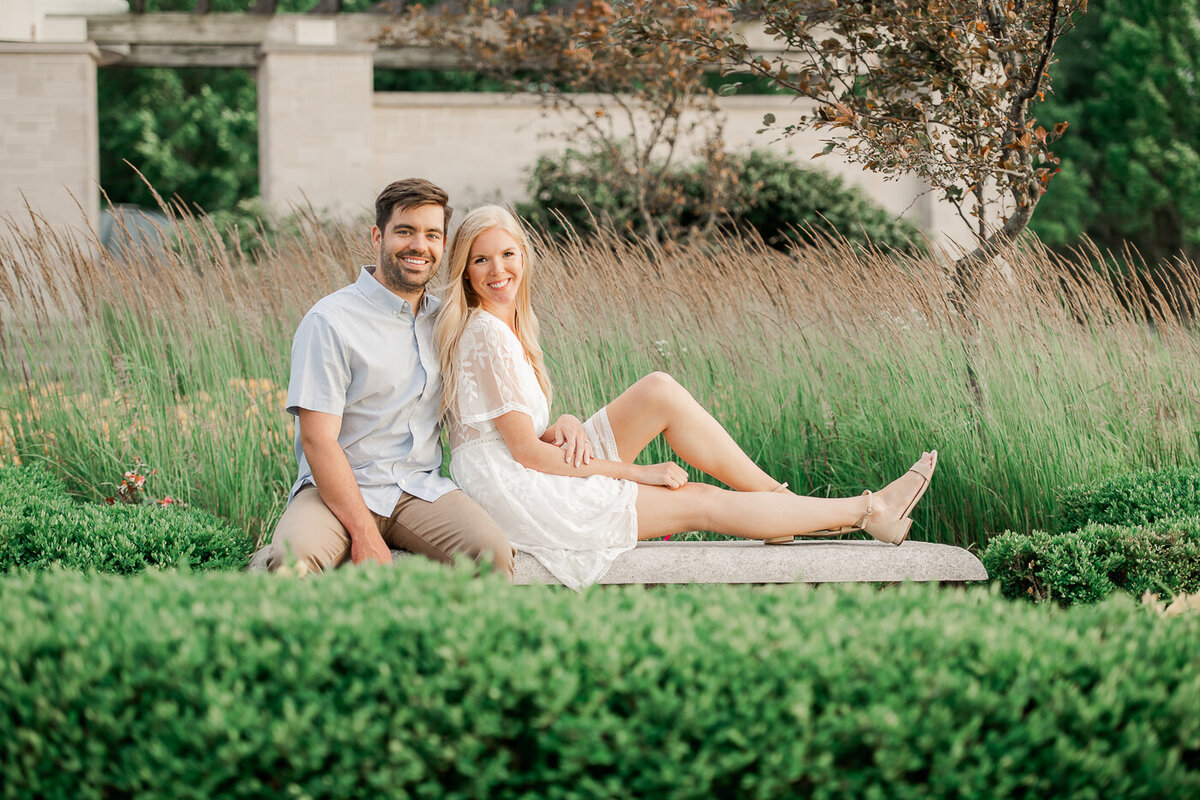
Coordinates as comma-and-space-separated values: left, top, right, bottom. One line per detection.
371, 91, 973, 248
0, 41, 99, 231
257, 43, 375, 219
0, 23, 984, 251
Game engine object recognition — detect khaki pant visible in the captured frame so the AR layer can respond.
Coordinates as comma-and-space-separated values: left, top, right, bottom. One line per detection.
267, 485, 514, 579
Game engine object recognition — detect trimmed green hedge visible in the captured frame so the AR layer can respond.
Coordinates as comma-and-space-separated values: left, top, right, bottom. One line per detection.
1055, 467, 1200, 532
1, 563, 1197, 798
983, 517, 1200, 605
0, 464, 251, 574
518, 147, 923, 252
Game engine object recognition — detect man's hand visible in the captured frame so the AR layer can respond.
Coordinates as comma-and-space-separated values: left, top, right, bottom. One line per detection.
299, 409, 391, 567
351, 530, 393, 566
636, 462, 689, 489
542, 414, 593, 467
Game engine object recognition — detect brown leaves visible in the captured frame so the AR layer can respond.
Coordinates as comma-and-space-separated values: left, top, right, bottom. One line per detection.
630, 0, 1087, 243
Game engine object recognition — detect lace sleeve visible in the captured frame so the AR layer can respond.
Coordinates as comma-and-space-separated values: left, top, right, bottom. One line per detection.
454, 314, 537, 425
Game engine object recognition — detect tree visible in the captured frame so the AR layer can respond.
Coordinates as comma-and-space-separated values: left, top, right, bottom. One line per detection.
622, 0, 1087, 294
393, 0, 735, 238
1030, 0, 1200, 267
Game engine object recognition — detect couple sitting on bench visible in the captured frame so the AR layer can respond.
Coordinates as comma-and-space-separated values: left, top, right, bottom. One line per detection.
267, 178, 937, 590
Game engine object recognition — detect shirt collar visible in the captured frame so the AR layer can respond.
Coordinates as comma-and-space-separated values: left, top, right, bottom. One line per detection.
356, 266, 442, 317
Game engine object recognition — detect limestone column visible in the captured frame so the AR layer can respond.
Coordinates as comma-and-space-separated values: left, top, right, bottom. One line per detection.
0, 41, 100, 230
257, 33, 375, 219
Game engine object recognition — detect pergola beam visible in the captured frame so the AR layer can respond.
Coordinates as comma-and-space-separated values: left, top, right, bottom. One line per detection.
85, 12, 782, 70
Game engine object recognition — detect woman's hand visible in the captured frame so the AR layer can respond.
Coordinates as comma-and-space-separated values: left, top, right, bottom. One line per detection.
636, 462, 689, 489
542, 414, 593, 467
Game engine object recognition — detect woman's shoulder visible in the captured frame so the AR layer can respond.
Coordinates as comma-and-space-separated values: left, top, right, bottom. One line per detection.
463, 307, 491, 331
460, 309, 519, 353
464, 309, 516, 339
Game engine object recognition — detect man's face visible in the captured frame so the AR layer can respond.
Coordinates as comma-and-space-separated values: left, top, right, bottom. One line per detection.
372, 203, 446, 297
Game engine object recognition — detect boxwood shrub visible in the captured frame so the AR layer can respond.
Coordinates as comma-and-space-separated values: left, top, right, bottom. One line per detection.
1, 563, 1197, 799
982, 517, 1200, 605
0, 463, 251, 574
518, 147, 923, 252
1055, 466, 1200, 531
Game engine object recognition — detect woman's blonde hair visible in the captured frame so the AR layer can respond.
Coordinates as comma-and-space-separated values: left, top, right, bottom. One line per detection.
434, 205, 552, 420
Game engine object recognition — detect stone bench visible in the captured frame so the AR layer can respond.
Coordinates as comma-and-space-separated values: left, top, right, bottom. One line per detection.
249, 539, 987, 585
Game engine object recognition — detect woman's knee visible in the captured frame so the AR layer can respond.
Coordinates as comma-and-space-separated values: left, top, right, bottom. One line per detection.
636, 371, 688, 407
678, 482, 724, 530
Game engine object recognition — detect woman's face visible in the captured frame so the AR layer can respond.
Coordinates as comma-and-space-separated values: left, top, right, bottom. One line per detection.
465, 227, 524, 317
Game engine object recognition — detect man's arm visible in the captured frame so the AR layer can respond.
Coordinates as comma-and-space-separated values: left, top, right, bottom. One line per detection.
298, 408, 392, 566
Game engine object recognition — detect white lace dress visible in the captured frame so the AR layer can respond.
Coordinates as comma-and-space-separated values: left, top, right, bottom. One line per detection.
447, 310, 638, 590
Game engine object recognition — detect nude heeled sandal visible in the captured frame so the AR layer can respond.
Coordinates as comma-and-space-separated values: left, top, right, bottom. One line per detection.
899, 450, 937, 519
769, 489, 911, 545
762, 452, 937, 546
848, 452, 939, 546
857, 489, 912, 546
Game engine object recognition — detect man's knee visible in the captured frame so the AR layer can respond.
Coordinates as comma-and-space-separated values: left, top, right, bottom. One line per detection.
269, 487, 351, 575
473, 524, 515, 579
445, 509, 514, 579
264, 539, 334, 576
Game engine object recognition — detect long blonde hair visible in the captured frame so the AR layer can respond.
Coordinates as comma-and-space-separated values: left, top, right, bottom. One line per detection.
434, 205, 553, 419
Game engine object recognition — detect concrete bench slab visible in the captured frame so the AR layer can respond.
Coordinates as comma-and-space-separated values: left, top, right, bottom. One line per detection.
249, 539, 987, 585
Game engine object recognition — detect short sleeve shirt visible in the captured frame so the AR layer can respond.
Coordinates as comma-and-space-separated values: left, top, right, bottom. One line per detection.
285, 266, 456, 516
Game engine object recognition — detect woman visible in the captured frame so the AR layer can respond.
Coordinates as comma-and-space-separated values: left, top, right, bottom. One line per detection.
434, 206, 937, 590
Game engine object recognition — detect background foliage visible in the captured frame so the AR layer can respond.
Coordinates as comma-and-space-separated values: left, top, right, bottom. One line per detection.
97, 1, 1200, 270
519, 148, 923, 251
99, 67, 258, 211
97, 0, 383, 208
1031, 0, 1200, 264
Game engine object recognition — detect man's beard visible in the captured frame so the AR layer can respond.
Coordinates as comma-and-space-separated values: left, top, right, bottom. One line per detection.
378, 249, 436, 294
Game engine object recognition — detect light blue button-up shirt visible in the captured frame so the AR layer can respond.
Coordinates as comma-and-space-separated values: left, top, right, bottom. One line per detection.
285, 266, 457, 516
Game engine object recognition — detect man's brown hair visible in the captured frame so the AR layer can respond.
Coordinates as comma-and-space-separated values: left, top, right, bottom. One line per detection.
374, 178, 452, 231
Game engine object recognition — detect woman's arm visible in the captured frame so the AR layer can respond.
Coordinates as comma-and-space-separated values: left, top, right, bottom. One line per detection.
539, 413, 592, 466
493, 409, 686, 488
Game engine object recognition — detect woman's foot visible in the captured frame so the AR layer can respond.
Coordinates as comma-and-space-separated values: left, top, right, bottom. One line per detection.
859, 451, 938, 545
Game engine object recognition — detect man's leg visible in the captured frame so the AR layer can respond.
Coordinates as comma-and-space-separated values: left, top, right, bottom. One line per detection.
265, 485, 354, 574
383, 491, 515, 580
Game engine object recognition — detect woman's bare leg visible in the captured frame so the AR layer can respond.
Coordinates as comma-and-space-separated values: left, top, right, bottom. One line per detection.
634, 454, 935, 541
604, 372, 780, 491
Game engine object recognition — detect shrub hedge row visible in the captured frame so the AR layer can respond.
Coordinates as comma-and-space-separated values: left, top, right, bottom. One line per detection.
1055, 466, 1200, 532
0, 464, 251, 574
1, 563, 1196, 799
982, 466, 1200, 604
982, 517, 1200, 605
518, 148, 923, 251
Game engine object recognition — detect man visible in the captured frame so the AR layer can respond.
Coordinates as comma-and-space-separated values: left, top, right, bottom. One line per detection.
267, 178, 514, 578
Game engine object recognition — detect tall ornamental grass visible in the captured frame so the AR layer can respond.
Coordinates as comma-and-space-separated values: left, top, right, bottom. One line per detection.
1, 205, 1197, 548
